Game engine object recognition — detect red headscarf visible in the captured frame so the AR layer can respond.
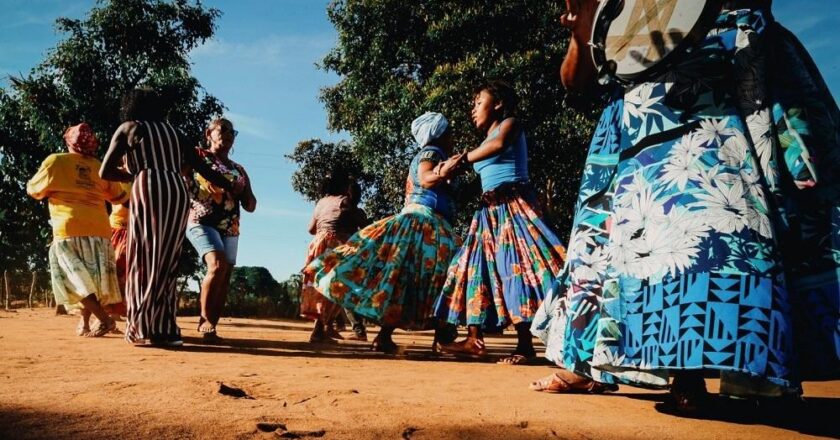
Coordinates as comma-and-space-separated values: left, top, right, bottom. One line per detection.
63, 123, 98, 156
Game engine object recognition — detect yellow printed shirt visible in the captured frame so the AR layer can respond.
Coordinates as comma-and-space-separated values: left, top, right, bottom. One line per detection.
27, 153, 130, 240
109, 183, 132, 229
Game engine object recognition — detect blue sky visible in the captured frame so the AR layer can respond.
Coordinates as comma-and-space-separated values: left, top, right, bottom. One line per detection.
2, 1, 839, 282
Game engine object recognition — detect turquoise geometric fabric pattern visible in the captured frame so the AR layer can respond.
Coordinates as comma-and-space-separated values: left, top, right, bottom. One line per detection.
532, 7, 840, 395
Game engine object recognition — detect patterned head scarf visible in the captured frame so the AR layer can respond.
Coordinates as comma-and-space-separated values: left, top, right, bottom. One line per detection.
63, 123, 98, 156
411, 112, 449, 147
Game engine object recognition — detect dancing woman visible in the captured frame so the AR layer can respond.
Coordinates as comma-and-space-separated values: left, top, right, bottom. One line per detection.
307, 112, 465, 353
530, 0, 840, 412
28, 122, 129, 337
100, 88, 241, 346
435, 81, 567, 364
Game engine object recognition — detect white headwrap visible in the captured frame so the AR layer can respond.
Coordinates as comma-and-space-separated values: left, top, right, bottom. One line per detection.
410, 112, 449, 146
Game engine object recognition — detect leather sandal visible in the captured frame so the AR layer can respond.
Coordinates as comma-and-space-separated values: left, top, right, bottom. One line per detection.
439, 338, 487, 358
529, 370, 618, 394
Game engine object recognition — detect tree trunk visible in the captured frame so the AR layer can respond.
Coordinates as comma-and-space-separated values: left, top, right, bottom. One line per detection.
28, 271, 37, 309
3, 270, 10, 310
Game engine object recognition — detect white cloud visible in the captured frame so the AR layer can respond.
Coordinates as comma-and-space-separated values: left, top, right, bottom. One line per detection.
224, 111, 276, 142
191, 34, 335, 68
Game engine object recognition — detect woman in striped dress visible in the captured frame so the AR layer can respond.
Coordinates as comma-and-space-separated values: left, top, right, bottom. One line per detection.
100, 88, 241, 346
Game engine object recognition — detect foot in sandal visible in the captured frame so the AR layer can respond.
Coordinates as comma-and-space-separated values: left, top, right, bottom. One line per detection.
439, 337, 487, 358
529, 369, 618, 394
76, 318, 91, 337
87, 317, 117, 338
497, 351, 537, 365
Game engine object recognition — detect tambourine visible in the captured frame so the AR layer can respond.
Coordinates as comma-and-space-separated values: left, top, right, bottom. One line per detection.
590, 0, 722, 85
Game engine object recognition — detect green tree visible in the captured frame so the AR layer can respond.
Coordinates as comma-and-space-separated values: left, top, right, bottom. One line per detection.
289, 0, 601, 237
227, 267, 301, 318
0, 0, 223, 280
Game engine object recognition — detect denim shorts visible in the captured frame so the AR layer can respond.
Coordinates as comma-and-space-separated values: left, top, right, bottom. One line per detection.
185, 224, 239, 265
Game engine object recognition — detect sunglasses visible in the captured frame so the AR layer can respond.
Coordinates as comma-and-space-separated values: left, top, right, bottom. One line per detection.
218, 125, 239, 138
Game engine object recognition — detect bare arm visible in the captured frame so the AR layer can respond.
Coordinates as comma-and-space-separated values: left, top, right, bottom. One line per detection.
238, 167, 257, 212
307, 207, 318, 235
100, 122, 135, 182
466, 118, 520, 164
559, 0, 599, 93
184, 146, 243, 195
418, 152, 466, 189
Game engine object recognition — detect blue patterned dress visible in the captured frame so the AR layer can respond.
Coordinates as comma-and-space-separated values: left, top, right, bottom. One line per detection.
532, 8, 840, 396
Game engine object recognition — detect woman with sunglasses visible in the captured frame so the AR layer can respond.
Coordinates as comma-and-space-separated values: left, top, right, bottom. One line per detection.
185, 118, 257, 341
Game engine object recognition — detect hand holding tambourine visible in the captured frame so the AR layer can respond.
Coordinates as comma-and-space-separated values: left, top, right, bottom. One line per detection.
560, 0, 599, 39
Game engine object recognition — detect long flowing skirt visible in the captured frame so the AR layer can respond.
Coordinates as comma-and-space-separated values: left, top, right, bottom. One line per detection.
300, 231, 348, 321
532, 8, 840, 396
48, 236, 122, 309
435, 183, 566, 330
307, 204, 460, 329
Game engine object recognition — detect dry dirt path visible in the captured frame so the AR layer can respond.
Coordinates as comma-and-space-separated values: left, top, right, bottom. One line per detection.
1, 309, 837, 439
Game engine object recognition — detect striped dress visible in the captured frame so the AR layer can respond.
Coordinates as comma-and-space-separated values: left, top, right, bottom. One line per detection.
124, 121, 191, 343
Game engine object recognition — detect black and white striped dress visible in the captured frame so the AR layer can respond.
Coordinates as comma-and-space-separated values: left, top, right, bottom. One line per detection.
124, 121, 190, 343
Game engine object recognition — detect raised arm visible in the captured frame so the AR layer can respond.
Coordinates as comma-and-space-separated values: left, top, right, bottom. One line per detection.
559, 0, 599, 93
100, 122, 135, 182
465, 118, 520, 164
184, 146, 243, 196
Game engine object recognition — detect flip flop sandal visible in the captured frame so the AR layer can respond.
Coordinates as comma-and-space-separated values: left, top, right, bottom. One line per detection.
87, 319, 117, 338
497, 353, 537, 365
529, 371, 618, 394
202, 329, 223, 343
439, 339, 487, 358
76, 319, 90, 337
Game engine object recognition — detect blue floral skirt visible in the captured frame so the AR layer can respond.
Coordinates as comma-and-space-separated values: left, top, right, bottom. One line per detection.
532, 8, 840, 396
434, 183, 566, 330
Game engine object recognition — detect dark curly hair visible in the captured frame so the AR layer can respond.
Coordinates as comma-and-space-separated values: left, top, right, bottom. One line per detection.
320, 169, 350, 197
473, 80, 519, 119
120, 87, 166, 122
348, 180, 363, 205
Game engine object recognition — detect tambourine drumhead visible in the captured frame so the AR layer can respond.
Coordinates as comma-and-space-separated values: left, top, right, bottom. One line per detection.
591, 0, 720, 83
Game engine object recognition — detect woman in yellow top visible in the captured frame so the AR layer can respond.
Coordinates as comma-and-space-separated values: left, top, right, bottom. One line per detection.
27, 123, 129, 337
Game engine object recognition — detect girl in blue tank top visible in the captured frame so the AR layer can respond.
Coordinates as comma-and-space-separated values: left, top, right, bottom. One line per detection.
435, 81, 567, 364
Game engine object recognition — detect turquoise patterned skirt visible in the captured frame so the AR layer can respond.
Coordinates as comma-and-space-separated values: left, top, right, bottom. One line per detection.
307, 204, 460, 329
532, 8, 840, 396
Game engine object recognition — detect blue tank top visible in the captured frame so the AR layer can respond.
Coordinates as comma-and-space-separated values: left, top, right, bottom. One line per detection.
473, 122, 529, 192
404, 146, 454, 221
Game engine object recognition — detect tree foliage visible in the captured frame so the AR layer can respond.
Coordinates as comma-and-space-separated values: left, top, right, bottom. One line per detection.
0, 0, 223, 276
290, 0, 601, 237
227, 267, 301, 319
